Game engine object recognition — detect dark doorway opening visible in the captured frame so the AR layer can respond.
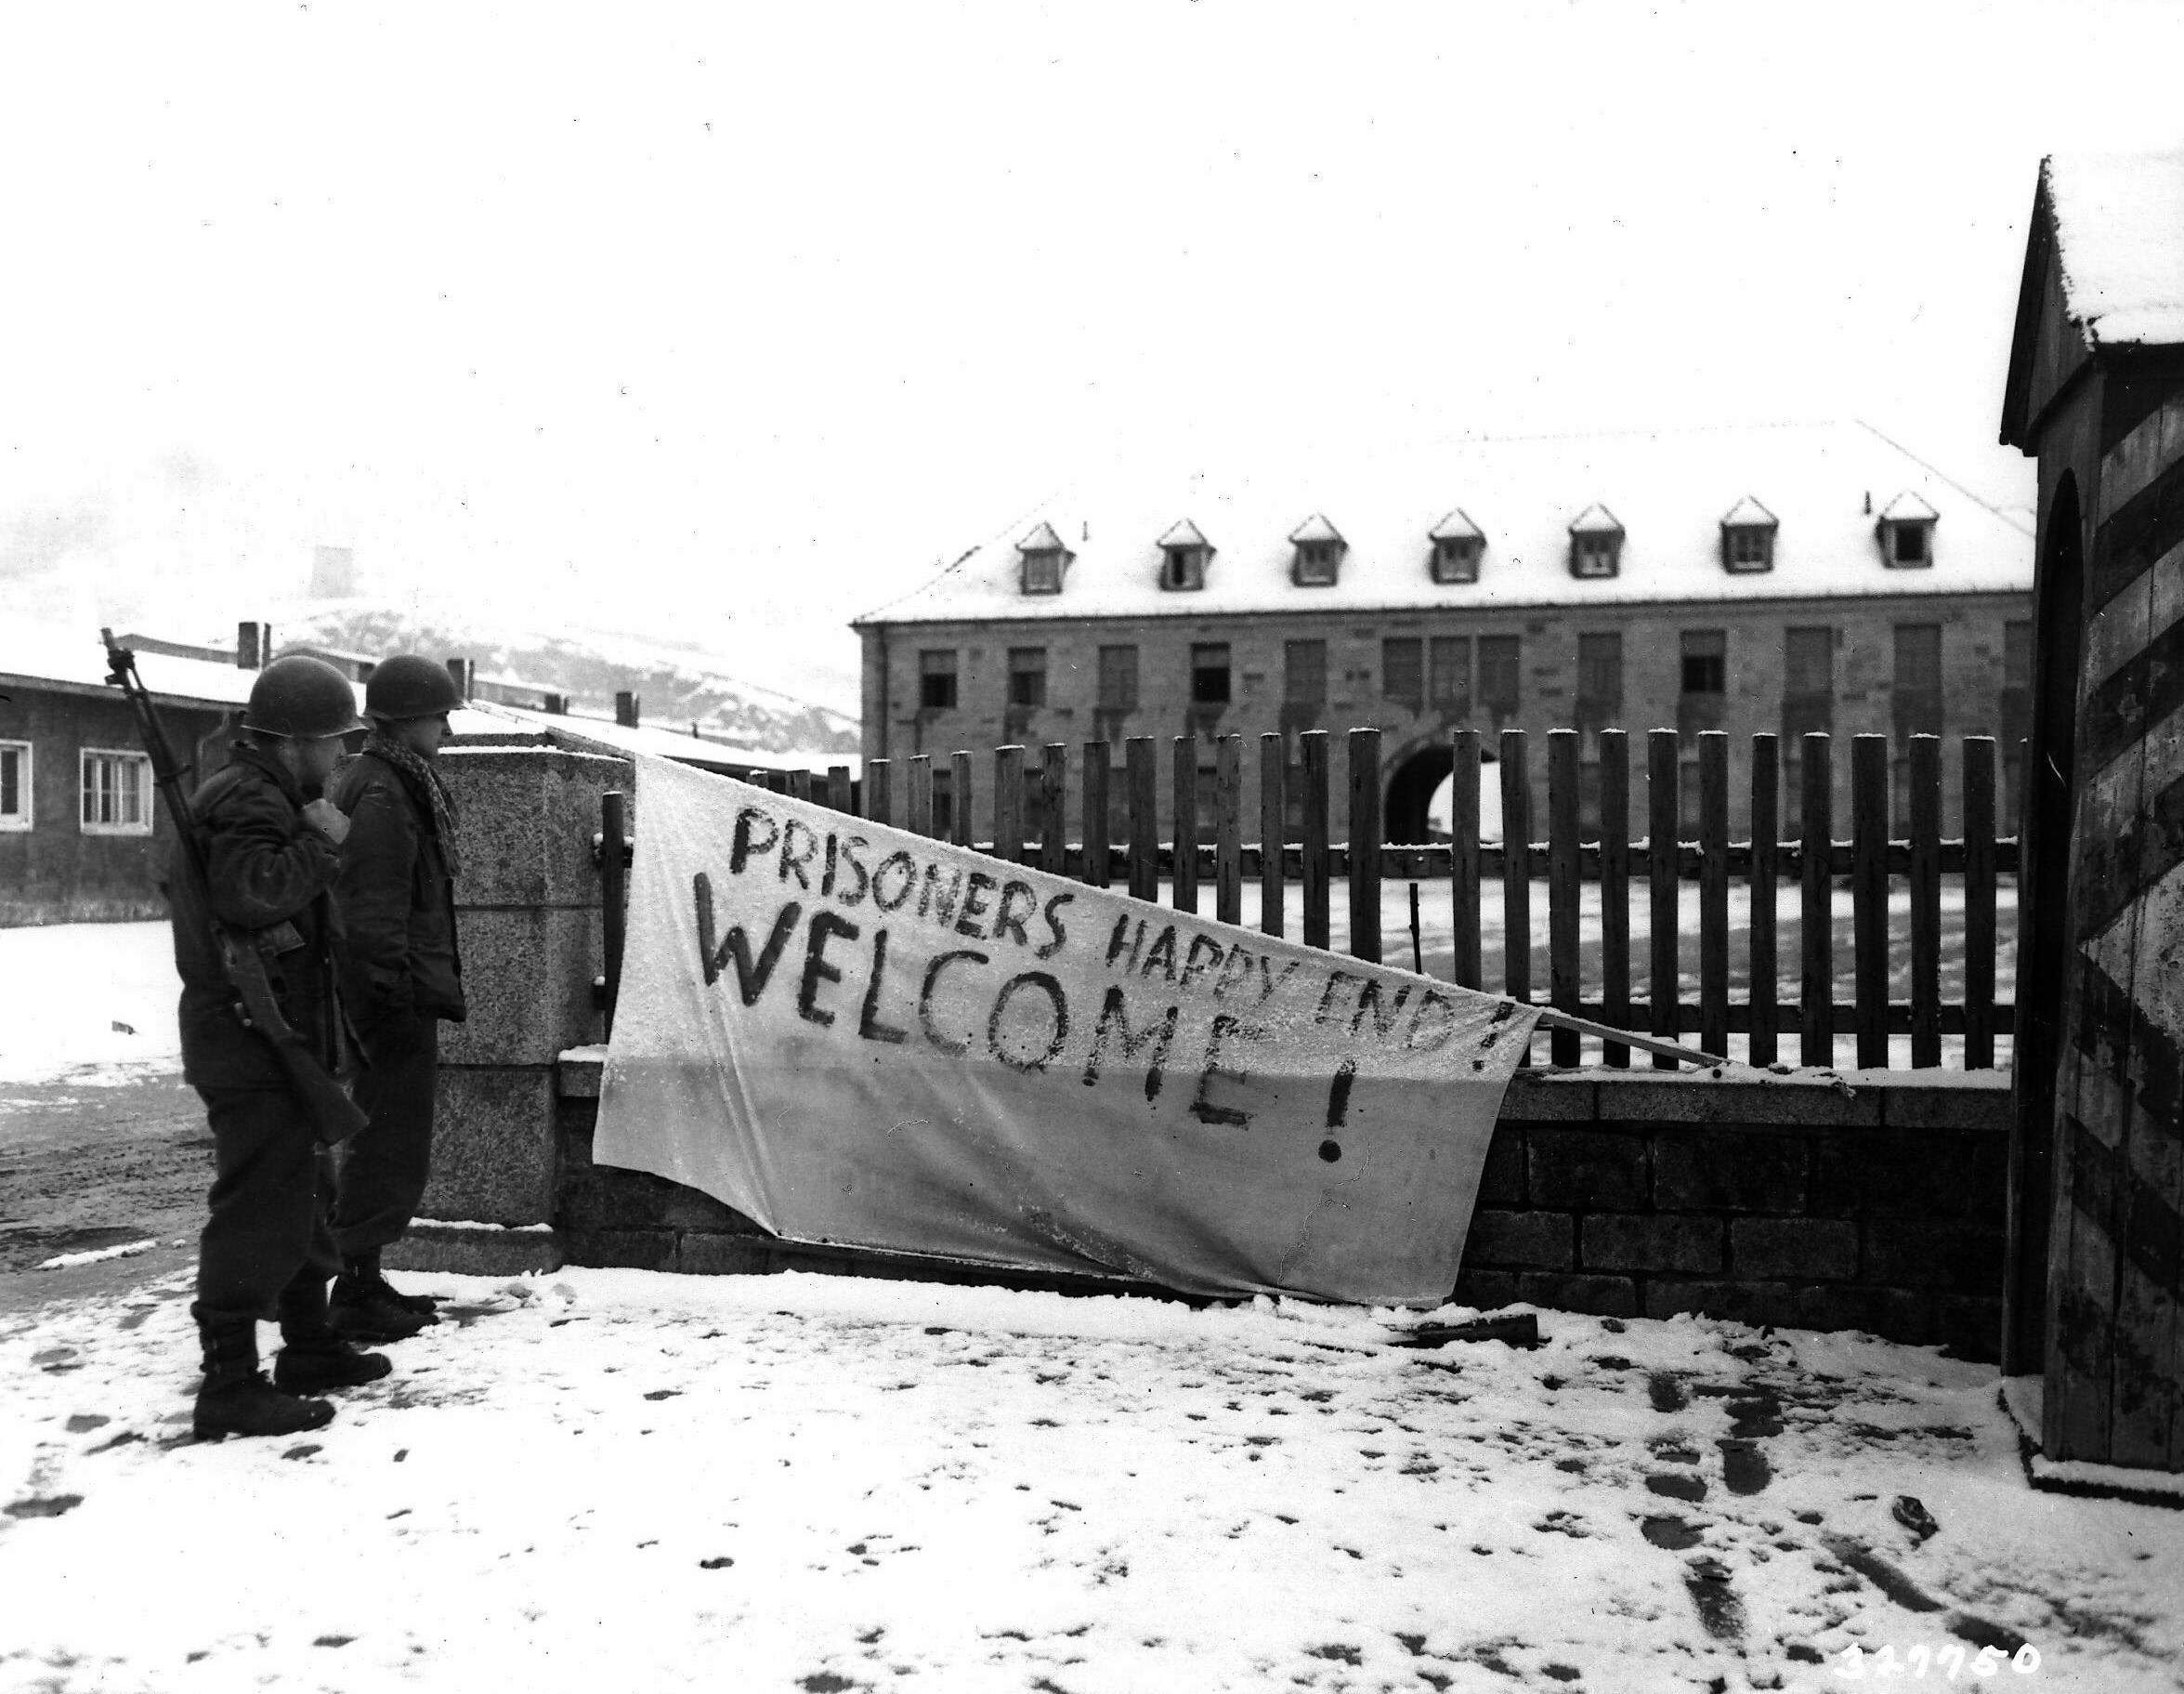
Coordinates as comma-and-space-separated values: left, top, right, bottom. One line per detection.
2005, 472, 2083, 1374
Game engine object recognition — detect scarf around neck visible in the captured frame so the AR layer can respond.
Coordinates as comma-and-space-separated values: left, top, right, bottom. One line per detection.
367, 730, 462, 880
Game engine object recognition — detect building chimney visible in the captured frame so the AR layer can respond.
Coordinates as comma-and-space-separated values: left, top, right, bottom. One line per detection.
614, 690, 640, 728
446, 658, 476, 700
236, 621, 270, 669
542, 691, 568, 716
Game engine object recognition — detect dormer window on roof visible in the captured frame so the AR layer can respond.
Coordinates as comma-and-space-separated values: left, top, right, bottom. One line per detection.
1428, 509, 1484, 584
1157, 519, 1212, 592
1288, 514, 1346, 586
1877, 492, 1938, 567
1015, 521, 1074, 596
1568, 505, 1624, 579
1720, 496, 1779, 573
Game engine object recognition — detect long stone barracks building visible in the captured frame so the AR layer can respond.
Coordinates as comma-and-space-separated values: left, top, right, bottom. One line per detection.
855, 422, 2034, 842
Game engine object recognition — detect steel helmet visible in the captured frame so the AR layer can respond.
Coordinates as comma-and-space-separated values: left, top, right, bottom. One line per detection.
365, 653, 465, 721
242, 655, 366, 739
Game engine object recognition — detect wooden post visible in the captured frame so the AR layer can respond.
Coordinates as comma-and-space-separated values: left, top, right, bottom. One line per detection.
1748, 734, 1779, 1068
1599, 729, 1630, 1068
600, 790, 628, 1041
1451, 729, 1483, 991
1301, 730, 1331, 952
1547, 730, 1581, 1066
826, 765, 853, 815
1172, 735, 1198, 913
950, 750, 974, 850
1500, 731, 1533, 1062
1215, 734, 1244, 927
1908, 734, 1943, 1067
994, 744, 1026, 865
1348, 728, 1381, 965
863, 757, 892, 828
1259, 732, 1286, 938
1040, 743, 1068, 878
1800, 733, 1834, 1068
1699, 730, 1731, 1059
1082, 743, 1111, 888
908, 754, 935, 839
1851, 733, 1890, 1068
788, 768, 814, 803
1648, 729, 1681, 1069
1127, 736, 1158, 902
1963, 736, 1997, 1070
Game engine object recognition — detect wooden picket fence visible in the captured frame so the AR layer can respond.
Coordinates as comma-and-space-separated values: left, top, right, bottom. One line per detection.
679, 726, 2017, 1072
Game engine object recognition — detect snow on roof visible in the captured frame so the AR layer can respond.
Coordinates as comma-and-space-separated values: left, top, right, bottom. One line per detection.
1429, 508, 1482, 541
1877, 491, 1938, 523
1567, 503, 1623, 535
1720, 495, 1777, 528
1157, 519, 1210, 549
1288, 513, 1343, 545
855, 422, 2033, 628
1017, 521, 1067, 553
466, 701, 857, 777
2047, 150, 2184, 349
0, 621, 290, 711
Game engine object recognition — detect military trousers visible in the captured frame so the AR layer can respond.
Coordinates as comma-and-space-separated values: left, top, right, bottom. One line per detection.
195, 1085, 341, 1322
331, 1012, 438, 1259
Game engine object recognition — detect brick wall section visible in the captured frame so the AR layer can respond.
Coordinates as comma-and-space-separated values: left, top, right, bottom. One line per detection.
551, 1057, 2011, 1359
1455, 1072, 2010, 1359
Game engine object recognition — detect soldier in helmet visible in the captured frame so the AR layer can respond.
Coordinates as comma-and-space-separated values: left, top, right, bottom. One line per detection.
326, 653, 469, 1342
177, 653, 393, 1440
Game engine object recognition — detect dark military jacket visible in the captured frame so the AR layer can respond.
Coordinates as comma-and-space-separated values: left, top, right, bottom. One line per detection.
170, 742, 345, 1091
330, 750, 466, 1029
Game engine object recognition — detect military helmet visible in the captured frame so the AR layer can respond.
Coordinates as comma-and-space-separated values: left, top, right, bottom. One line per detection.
242, 655, 366, 739
365, 653, 465, 721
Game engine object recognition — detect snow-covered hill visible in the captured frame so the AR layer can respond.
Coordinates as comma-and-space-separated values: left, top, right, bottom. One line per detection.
276, 604, 860, 755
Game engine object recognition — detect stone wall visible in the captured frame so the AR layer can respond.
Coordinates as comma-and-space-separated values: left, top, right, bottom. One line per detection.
548, 1057, 2012, 1360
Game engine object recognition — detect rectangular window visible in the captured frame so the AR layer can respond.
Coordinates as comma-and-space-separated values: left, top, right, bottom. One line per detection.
1191, 642, 1231, 706
918, 649, 958, 712
1381, 637, 1423, 711
1006, 647, 1046, 709
1283, 640, 1325, 704
0, 741, 30, 830
1782, 625, 1836, 744
1576, 632, 1623, 733
1097, 644, 1138, 712
1678, 629, 1726, 739
1429, 636, 1470, 711
1477, 635, 1520, 722
1893, 624, 1944, 742
80, 749, 152, 834
1890, 521, 1932, 566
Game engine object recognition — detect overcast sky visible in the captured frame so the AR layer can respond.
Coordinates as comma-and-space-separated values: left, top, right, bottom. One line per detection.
3, 1, 2180, 665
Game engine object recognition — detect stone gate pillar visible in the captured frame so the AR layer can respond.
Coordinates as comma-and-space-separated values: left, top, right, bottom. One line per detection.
383, 737, 633, 1276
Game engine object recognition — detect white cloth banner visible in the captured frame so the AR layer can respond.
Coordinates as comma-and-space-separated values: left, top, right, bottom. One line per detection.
595, 755, 1543, 1306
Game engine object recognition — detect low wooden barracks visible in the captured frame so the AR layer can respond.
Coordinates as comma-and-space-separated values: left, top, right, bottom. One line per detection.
854, 421, 2033, 844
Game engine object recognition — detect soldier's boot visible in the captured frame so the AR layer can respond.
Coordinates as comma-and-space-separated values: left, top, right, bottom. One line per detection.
273, 1279, 394, 1394
191, 1304, 335, 1441
328, 1253, 437, 1345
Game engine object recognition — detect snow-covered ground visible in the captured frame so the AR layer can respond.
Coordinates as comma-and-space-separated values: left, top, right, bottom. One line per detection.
2, 1269, 2178, 1692
0, 924, 178, 1087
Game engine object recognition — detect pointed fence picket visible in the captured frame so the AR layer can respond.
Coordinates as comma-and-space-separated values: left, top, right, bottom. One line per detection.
705, 724, 2021, 1070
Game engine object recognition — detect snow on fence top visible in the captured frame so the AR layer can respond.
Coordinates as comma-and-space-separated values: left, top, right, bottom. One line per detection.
2047, 149, 2184, 350
855, 420, 2031, 628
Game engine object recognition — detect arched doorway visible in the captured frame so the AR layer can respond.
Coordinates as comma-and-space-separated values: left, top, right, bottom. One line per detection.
2005, 471, 2084, 1372
1382, 739, 1504, 845
1384, 741, 1452, 844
